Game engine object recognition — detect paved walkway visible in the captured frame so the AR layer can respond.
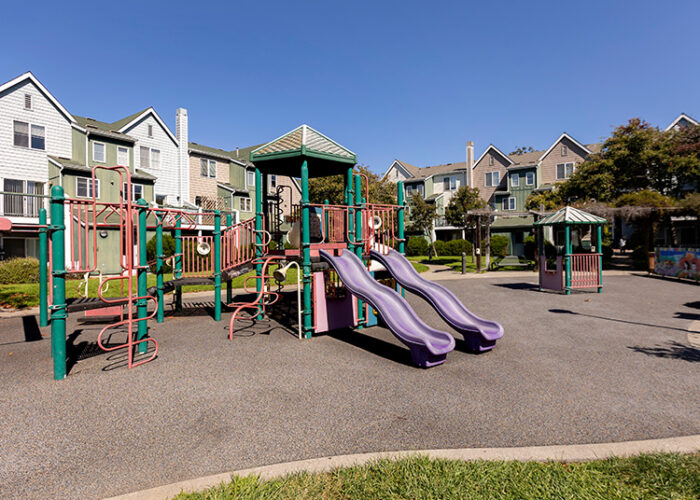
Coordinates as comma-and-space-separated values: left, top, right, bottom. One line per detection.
0, 274, 698, 499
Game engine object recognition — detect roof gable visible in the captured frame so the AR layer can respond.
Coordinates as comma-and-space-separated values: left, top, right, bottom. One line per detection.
538, 133, 592, 162
383, 160, 416, 180
473, 145, 513, 169
251, 124, 356, 163
0, 71, 75, 124
534, 206, 607, 226
114, 107, 178, 145
73, 115, 136, 142
664, 113, 699, 132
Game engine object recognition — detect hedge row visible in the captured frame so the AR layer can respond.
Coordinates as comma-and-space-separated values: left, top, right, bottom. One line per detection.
0, 257, 40, 284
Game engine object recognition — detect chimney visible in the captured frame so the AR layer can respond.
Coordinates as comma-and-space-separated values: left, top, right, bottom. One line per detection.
466, 141, 474, 187
176, 108, 189, 205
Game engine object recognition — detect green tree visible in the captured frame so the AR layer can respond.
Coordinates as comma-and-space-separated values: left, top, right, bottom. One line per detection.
445, 186, 485, 252
308, 165, 396, 205
407, 192, 437, 256
524, 190, 563, 211
509, 146, 534, 155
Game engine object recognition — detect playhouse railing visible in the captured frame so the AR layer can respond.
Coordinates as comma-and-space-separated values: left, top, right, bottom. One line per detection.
363, 204, 398, 255
221, 216, 257, 271
570, 253, 601, 289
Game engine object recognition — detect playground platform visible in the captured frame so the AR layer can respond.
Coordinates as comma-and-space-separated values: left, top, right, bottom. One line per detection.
0, 273, 698, 499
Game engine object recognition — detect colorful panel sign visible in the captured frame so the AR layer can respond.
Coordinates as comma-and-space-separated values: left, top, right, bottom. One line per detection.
654, 247, 700, 280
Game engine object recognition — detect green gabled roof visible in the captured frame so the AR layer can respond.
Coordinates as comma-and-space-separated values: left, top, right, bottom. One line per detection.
188, 142, 235, 161
534, 206, 607, 226
229, 144, 264, 166
492, 216, 534, 229
110, 107, 151, 130
250, 124, 356, 164
74, 115, 136, 142
48, 156, 156, 181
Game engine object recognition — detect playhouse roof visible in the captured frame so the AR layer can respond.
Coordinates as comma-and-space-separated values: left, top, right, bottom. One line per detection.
251, 124, 356, 164
534, 206, 607, 226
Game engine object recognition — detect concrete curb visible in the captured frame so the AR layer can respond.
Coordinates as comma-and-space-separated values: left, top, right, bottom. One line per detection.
104, 434, 700, 500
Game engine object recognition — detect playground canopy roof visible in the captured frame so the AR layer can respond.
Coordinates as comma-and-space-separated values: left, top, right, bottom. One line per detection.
250, 124, 357, 177
534, 206, 607, 226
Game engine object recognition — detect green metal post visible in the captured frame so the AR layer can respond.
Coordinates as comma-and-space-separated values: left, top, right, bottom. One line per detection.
397, 181, 405, 255
226, 213, 233, 304
39, 208, 48, 327
354, 174, 364, 328
346, 167, 355, 254
214, 211, 222, 321
50, 186, 66, 380
597, 224, 603, 293
564, 225, 571, 295
255, 166, 263, 319
137, 199, 149, 354
537, 226, 544, 291
155, 211, 164, 323
174, 217, 183, 312
301, 160, 312, 338
324, 199, 329, 240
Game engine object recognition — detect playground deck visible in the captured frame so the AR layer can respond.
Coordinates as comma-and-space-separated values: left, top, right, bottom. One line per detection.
0, 274, 698, 499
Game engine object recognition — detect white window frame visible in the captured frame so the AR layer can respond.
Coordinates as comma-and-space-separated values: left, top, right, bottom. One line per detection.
76, 177, 100, 199
200, 158, 216, 178
485, 171, 500, 187
239, 197, 251, 212
92, 141, 106, 163
270, 174, 277, 188
151, 148, 161, 169
503, 197, 516, 211
24, 94, 32, 110
122, 182, 144, 201
117, 146, 129, 167
147, 124, 153, 138
247, 170, 255, 186
525, 172, 535, 186
510, 173, 519, 187
556, 162, 575, 180
140, 146, 150, 168
13, 120, 46, 150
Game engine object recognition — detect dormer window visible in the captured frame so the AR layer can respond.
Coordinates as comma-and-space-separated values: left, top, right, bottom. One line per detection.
24, 94, 32, 110
562, 144, 568, 156
147, 124, 153, 138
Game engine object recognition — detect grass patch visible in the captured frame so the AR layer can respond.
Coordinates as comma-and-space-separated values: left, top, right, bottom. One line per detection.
175, 454, 699, 500
408, 255, 479, 273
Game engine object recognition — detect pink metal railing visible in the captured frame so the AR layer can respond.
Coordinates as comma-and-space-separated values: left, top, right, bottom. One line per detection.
570, 253, 601, 289
363, 204, 397, 255
221, 217, 257, 271
180, 235, 214, 277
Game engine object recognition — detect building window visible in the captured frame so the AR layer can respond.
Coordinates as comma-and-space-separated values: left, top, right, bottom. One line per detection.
122, 183, 143, 201
117, 146, 129, 166
13, 121, 45, 150
93, 142, 106, 163
24, 94, 32, 110
485, 171, 500, 187
489, 155, 494, 166
200, 158, 216, 178
155, 194, 166, 206
151, 149, 161, 169
140, 146, 150, 168
147, 124, 153, 138
3, 179, 24, 216
270, 175, 277, 188
503, 197, 516, 211
247, 170, 255, 186
510, 173, 519, 187
562, 144, 568, 156
526, 172, 535, 186
76, 177, 100, 199
239, 197, 251, 212
443, 177, 450, 191
556, 162, 575, 179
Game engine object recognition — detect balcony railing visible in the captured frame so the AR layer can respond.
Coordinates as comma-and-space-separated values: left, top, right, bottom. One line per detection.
0, 191, 47, 218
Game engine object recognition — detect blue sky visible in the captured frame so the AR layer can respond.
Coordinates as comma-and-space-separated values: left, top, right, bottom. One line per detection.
2, 1, 698, 173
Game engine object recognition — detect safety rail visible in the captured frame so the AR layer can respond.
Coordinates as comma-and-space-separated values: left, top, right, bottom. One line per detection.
363, 204, 399, 255
570, 253, 601, 289
290, 204, 350, 245
221, 217, 256, 272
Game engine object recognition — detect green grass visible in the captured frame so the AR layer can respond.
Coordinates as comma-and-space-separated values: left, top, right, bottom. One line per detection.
174, 454, 699, 500
408, 255, 480, 273
0, 261, 429, 309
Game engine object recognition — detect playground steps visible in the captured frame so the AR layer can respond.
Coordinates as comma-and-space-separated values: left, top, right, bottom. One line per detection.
66, 297, 128, 313
147, 262, 255, 296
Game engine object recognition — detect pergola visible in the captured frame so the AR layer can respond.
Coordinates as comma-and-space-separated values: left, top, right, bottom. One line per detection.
533, 206, 607, 294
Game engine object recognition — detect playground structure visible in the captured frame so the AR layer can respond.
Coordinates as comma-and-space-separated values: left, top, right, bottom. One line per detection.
534, 206, 607, 294
17, 124, 503, 380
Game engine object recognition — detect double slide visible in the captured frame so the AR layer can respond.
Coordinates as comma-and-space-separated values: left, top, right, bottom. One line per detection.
371, 249, 504, 352
319, 249, 455, 367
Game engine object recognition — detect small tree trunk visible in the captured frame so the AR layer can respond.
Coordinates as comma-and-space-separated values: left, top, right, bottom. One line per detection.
484, 216, 491, 269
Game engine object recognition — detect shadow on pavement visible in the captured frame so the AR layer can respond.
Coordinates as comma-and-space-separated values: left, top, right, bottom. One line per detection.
22, 315, 42, 342
326, 328, 414, 367
492, 282, 539, 290
627, 341, 699, 362
549, 309, 691, 333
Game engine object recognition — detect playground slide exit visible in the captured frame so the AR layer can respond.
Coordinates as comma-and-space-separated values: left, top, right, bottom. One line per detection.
319, 249, 455, 367
370, 249, 503, 352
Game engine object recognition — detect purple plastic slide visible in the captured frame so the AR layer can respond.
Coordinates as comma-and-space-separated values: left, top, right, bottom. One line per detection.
319, 249, 455, 367
370, 249, 503, 352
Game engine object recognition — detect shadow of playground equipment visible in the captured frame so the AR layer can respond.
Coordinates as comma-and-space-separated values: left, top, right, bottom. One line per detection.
327, 328, 416, 367
492, 282, 539, 290
22, 315, 42, 342
628, 341, 700, 362
548, 309, 692, 334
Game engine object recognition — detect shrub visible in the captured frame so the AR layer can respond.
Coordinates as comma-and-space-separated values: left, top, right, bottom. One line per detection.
433, 240, 446, 256
524, 236, 536, 261
146, 234, 176, 273
406, 236, 429, 256
445, 239, 472, 256
490, 234, 509, 258
0, 257, 40, 284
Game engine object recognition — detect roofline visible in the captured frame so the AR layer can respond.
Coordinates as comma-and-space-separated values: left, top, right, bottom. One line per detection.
382, 160, 414, 180
250, 124, 356, 161
71, 123, 87, 133
472, 144, 513, 169
188, 146, 234, 162
116, 107, 178, 145
217, 182, 236, 193
0, 71, 76, 124
664, 112, 699, 132
537, 133, 592, 162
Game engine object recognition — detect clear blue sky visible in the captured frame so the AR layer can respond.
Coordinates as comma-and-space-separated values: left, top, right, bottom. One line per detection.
2, 1, 698, 173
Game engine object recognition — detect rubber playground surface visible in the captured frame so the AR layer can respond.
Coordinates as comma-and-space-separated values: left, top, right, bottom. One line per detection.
0, 273, 698, 499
